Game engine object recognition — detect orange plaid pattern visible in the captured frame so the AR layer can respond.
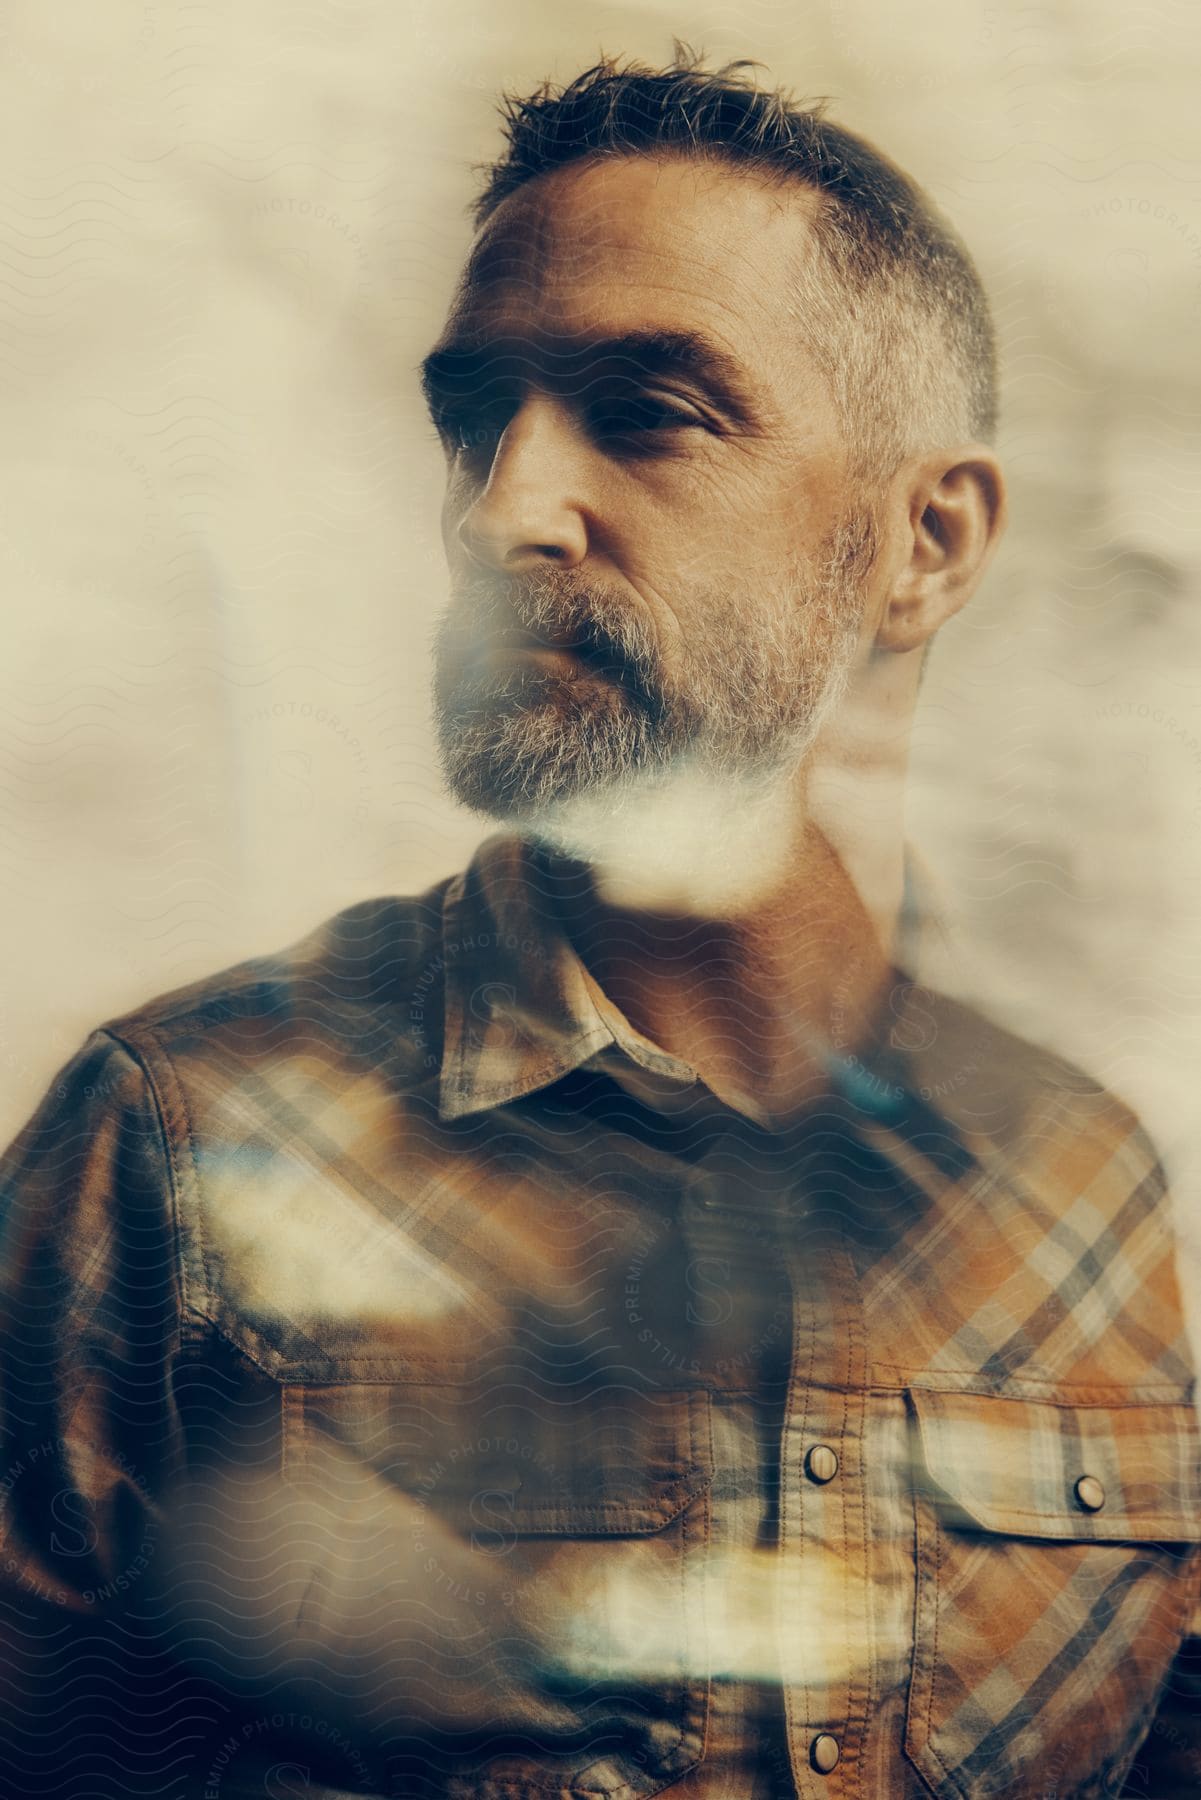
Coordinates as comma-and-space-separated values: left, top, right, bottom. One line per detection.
0, 832, 1198, 1798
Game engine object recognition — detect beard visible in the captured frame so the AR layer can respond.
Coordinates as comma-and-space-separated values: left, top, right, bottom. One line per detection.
432, 514, 877, 825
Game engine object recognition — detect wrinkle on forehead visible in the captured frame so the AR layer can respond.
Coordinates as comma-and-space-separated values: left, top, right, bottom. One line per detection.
447, 154, 822, 366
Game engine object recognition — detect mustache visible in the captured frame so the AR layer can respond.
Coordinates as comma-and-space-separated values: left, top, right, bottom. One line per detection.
443, 568, 663, 701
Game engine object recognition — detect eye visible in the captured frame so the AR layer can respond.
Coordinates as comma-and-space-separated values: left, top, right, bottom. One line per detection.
434, 404, 513, 461
451, 417, 505, 455
427, 380, 520, 460
586, 390, 706, 447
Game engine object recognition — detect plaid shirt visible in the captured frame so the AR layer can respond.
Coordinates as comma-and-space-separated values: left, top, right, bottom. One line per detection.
1, 832, 1198, 1799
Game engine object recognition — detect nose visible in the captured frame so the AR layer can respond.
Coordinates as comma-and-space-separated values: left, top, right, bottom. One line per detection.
455, 396, 588, 574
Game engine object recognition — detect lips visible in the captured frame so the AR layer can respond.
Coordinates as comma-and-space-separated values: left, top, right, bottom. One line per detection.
491, 625, 588, 654
466, 623, 611, 679
447, 583, 642, 690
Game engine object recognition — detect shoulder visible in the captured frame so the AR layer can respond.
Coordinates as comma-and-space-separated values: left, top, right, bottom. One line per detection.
891, 976, 1162, 1184
100, 882, 452, 1073
876, 981, 1195, 1397
43, 882, 459, 1224
4, 878, 455, 1218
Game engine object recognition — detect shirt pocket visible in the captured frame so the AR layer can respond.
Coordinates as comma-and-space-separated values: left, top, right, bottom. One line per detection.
903, 1388, 1201, 1800
282, 1379, 714, 1799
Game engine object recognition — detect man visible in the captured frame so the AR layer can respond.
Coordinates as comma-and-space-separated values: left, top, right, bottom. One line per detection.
1, 51, 1198, 1800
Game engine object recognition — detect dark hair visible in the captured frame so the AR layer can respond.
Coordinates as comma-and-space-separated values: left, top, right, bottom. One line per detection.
473, 47, 997, 480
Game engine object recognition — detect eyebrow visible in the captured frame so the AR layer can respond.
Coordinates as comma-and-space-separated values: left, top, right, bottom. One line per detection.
418, 328, 760, 428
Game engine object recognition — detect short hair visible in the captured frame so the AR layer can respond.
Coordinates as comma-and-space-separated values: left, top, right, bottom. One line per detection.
472, 47, 998, 484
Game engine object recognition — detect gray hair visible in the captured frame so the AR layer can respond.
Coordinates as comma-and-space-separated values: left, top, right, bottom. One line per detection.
473, 46, 998, 484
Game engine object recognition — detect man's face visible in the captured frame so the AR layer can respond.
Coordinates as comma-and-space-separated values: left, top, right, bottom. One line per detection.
426, 155, 878, 824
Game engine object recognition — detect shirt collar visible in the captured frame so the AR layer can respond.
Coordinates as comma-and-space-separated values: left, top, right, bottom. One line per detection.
438, 831, 942, 1124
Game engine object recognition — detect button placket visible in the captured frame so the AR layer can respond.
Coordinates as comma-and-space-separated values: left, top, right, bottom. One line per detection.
778, 1244, 870, 1794
676, 1156, 795, 1391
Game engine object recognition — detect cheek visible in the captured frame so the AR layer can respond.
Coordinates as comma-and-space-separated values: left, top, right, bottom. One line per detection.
609, 492, 766, 603
656, 468, 805, 582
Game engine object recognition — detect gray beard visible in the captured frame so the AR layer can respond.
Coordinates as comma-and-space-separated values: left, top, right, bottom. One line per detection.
433, 515, 876, 825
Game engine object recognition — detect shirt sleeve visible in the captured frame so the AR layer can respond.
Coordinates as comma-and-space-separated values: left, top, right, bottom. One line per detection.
0, 1031, 188, 1794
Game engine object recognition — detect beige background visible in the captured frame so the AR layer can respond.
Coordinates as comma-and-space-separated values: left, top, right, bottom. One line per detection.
2, 0, 1199, 1317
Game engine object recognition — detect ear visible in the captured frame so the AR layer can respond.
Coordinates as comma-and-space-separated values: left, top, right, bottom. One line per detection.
875, 448, 1007, 654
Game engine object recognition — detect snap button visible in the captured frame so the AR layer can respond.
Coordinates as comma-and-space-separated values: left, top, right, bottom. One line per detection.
805, 1444, 839, 1484
1074, 1474, 1105, 1513
810, 1733, 840, 1774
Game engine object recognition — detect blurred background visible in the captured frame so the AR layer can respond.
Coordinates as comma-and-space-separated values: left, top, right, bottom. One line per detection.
1, 0, 1198, 1329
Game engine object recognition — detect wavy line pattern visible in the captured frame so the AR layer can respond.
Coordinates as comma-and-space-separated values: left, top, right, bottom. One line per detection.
0, 9, 1198, 1789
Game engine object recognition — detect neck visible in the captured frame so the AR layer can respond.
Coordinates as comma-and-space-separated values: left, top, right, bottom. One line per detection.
540, 757, 908, 1125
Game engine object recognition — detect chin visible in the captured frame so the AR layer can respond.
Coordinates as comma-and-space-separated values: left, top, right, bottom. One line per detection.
437, 683, 666, 823
439, 749, 624, 826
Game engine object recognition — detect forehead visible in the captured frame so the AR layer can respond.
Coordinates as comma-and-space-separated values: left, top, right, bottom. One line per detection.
444, 155, 821, 380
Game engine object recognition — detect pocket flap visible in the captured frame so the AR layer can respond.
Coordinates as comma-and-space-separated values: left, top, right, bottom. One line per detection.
285, 1382, 713, 1537
908, 1388, 1201, 1541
